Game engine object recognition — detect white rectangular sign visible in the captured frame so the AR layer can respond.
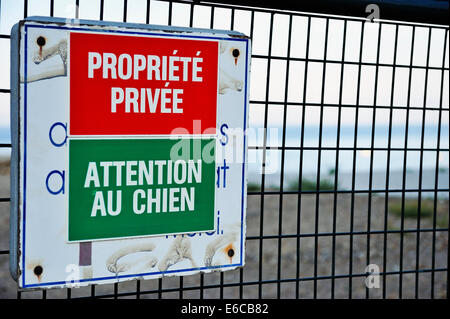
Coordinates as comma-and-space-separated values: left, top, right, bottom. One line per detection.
10, 17, 250, 289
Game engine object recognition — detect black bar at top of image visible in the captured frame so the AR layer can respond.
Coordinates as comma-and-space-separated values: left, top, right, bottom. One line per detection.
204, 0, 449, 25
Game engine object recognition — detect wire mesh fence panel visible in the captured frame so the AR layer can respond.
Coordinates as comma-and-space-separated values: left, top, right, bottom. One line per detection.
0, 0, 448, 299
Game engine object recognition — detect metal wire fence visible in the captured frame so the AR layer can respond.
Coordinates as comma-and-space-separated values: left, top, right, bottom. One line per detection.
0, 0, 448, 299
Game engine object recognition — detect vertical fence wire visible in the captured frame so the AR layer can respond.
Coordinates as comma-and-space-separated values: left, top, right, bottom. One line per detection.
432, 29, 448, 299
348, 21, 366, 299
382, 23, 399, 299
277, 13, 293, 300
398, 25, 416, 299
295, 16, 312, 299
365, 20, 381, 299
331, 19, 348, 299
258, 11, 274, 299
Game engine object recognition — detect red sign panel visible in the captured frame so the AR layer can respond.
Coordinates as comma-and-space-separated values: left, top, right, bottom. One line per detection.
69, 32, 218, 136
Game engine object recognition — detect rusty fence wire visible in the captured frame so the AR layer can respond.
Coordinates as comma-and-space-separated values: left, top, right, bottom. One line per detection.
0, 0, 449, 299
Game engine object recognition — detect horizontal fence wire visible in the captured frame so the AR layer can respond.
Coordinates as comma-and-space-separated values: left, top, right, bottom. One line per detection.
0, 0, 448, 299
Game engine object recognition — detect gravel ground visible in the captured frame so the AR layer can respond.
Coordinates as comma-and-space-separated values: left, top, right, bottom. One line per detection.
0, 160, 448, 299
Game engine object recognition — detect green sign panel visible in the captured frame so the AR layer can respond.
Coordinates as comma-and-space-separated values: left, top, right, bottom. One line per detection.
68, 138, 216, 242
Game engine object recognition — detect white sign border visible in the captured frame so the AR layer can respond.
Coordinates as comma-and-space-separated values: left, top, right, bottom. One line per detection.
14, 20, 250, 289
